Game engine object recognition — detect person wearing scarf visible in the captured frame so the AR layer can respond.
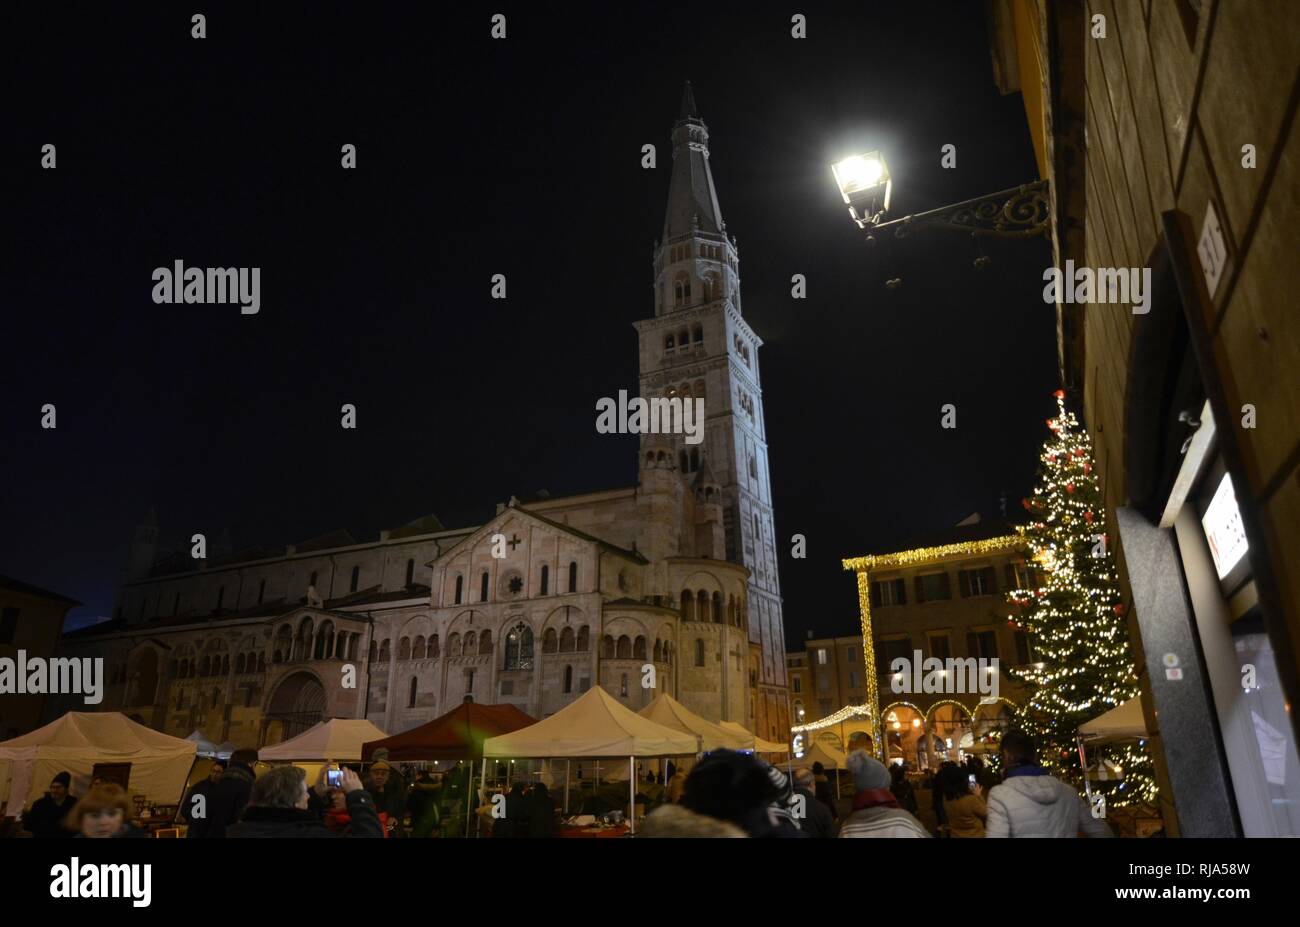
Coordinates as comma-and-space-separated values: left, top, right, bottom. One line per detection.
838, 751, 929, 838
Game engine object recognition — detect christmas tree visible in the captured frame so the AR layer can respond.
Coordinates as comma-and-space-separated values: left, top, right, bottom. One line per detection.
1006, 390, 1156, 806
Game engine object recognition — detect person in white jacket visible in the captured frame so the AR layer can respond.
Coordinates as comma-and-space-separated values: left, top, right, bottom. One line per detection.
985, 730, 1112, 838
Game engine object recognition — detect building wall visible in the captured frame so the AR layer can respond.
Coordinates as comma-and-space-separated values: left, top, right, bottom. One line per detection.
1067, 1, 1300, 684
0, 583, 78, 737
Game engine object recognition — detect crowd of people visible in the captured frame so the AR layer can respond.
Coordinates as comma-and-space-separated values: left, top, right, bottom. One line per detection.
13, 729, 1112, 838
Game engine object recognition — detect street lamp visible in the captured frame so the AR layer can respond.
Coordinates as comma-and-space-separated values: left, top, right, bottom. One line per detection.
832, 151, 892, 229
831, 150, 1050, 242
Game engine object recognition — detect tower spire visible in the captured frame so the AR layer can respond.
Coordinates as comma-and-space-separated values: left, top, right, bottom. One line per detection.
663, 83, 723, 240
679, 80, 698, 119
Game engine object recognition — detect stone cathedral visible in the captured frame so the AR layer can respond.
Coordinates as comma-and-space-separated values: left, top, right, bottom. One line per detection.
50, 85, 792, 749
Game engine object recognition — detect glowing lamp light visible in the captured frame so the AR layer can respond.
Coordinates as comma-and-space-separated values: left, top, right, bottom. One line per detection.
832, 151, 892, 227
911, 718, 921, 728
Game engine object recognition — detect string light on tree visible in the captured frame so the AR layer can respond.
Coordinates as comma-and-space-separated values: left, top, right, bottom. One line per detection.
1007, 390, 1157, 805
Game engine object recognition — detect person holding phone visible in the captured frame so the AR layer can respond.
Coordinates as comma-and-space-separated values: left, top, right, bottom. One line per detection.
937, 764, 988, 837
228, 765, 383, 838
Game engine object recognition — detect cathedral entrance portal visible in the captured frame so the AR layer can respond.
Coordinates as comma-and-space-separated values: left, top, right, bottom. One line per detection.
264, 671, 327, 745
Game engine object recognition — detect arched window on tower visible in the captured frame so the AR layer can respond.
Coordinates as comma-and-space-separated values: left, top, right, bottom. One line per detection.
712, 592, 723, 624
568, 562, 578, 593
542, 628, 558, 654
664, 334, 675, 353
577, 626, 590, 652
540, 565, 549, 595
559, 627, 575, 652
405, 559, 415, 587
697, 589, 710, 622
408, 677, 418, 708
563, 665, 573, 694
480, 571, 490, 602
749, 456, 758, 478
350, 565, 360, 593
454, 574, 463, 604
695, 639, 706, 667
681, 590, 694, 621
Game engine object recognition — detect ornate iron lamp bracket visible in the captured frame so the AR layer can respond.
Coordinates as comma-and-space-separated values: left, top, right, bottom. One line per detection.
867, 180, 1051, 241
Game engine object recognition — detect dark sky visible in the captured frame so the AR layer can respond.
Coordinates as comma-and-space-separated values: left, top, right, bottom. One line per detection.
3, 3, 1059, 644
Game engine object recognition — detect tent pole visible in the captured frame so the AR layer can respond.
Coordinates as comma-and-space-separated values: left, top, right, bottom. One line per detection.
564, 759, 570, 815
477, 758, 487, 838
629, 757, 635, 836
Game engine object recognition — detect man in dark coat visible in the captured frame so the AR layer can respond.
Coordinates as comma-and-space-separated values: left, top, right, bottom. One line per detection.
811, 762, 838, 820
228, 766, 382, 838
202, 749, 257, 838
22, 771, 77, 838
526, 783, 556, 838
180, 760, 225, 837
365, 760, 409, 835
791, 767, 836, 838
406, 770, 442, 837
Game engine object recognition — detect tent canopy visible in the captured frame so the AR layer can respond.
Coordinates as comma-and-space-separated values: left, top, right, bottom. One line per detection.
792, 739, 847, 770
1078, 698, 1148, 745
361, 702, 536, 762
258, 719, 388, 762
0, 712, 196, 813
720, 721, 789, 754
184, 730, 232, 758
638, 695, 752, 752
483, 687, 699, 758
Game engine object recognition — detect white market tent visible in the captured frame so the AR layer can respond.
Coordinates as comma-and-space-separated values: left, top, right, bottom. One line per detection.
484, 687, 699, 759
184, 730, 233, 759
1078, 697, 1148, 745
792, 739, 847, 770
720, 720, 790, 754
483, 687, 699, 834
639, 694, 753, 752
0, 712, 196, 815
257, 719, 389, 763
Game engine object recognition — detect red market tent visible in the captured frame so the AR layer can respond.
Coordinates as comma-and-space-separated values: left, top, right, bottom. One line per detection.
360, 702, 537, 763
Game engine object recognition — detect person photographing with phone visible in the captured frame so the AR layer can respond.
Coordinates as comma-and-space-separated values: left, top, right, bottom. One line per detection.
228, 765, 383, 837
937, 764, 988, 838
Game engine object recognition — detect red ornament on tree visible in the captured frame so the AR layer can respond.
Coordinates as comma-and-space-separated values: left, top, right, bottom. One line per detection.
1066, 483, 1075, 493
1021, 498, 1032, 511
1084, 511, 1094, 523
1083, 463, 1092, 474
1053, 390, 1065, 399
1113, 604, 1126, 616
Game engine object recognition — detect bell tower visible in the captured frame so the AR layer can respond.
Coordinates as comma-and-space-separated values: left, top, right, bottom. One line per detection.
633, 83, 789, 740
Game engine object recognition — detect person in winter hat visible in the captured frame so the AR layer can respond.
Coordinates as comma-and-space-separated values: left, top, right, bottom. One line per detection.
681, 749, 805, 837
985, 730, 1112, 838
838, 750, 929, 838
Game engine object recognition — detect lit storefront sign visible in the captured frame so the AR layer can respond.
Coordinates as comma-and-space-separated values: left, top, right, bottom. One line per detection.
1201, 473, 1249, 580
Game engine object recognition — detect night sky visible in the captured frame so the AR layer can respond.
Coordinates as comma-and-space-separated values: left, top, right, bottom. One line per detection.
3, 3, 1059, 643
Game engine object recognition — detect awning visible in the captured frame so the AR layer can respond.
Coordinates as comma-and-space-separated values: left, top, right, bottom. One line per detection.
361, 702, 536, 762
482, 687, 699, 758
1078, 697, 1148, 744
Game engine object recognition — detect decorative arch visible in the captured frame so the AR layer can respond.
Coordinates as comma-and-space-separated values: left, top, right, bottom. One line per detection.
264, 670, 328, 743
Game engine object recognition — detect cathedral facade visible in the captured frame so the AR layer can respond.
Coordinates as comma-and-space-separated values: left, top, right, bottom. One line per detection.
50, 86, 792, 748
